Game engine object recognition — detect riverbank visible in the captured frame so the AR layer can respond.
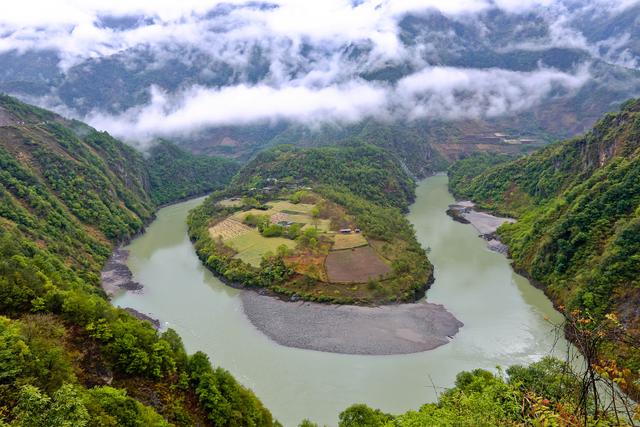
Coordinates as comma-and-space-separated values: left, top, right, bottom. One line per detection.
447, 201, 514, 254
111, 175, 569, 426
101, 247, 142, 297
241, 291, 463, 355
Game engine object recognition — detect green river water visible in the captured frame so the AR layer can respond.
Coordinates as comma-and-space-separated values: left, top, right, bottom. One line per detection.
113, 174, 568, 426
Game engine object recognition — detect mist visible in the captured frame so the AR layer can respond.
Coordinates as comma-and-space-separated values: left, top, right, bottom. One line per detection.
0, 0, 638, 141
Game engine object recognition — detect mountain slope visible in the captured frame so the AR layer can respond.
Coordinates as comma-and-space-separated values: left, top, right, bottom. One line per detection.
0, 94, 275, 426
231, 143, 416, 209
449, 99, 640, 393
146, 140, 239, 205
3, 5, 640, 177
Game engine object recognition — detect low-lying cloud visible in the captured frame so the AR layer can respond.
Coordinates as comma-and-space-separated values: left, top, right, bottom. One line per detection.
86, 65, 590, 142
0, 0, 636, 141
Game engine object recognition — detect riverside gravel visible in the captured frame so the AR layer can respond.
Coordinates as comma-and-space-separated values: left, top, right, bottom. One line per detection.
241, 292, 463, 355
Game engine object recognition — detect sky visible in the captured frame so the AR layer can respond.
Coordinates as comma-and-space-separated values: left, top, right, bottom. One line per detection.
0, 0, 638, 141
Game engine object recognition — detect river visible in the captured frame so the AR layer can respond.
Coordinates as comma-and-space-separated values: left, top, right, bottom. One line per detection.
112, 174, 568, 426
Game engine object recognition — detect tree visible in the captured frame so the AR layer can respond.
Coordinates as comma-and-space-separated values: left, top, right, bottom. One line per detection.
13, 384, 89, 427
338, 404, 392, 427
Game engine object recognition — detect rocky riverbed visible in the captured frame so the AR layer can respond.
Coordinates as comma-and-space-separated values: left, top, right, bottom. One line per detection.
447, 201, 514, 254
101, 248, 161, 328
241, 291, 463, 355
101, 248, 143, 297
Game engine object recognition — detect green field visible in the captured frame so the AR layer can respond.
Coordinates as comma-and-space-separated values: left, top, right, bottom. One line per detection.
226, 229, 296, 267
269, 201, 315, 214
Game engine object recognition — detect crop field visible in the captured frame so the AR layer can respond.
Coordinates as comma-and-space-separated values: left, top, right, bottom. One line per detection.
325, 246, 391, 283
285, 253, 329, 282
231, 200, 331, 232
208, 218, 252, 241
269, 201, 315, 214
232, 208, 272, 221
331, 233, 368, 251
227, 230, 296, 267
301, 219, 331, 232
270, 212, 290, 223
217, 198, 243, 207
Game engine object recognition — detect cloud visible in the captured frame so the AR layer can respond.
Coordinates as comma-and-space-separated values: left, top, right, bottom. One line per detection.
84, 65, 590, 143
0, 0, 635, 141
395, 65, 591, 120
1, 0, 636, 69
86, 81, 390, 142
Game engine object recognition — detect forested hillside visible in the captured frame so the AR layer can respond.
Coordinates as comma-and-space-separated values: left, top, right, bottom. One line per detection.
449, 98, 640, 396
326, 358, 598, 427
0, 94, 275, 426
231, 144, 416, 209
146, 140, 239, 205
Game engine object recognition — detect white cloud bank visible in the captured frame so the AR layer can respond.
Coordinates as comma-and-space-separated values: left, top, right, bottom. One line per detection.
0, 0, 635, 140
86, 65, 590, 141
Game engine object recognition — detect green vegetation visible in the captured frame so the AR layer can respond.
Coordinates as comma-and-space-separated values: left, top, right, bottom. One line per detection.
227, 230, 296, 267
146, 140, 239, 205
188, 143, 433, 304
0, 94, 276, 425
295, 355, 632, 426
449, 98, 640, 397
231, 143, 416, 209
447, 152, 515, 197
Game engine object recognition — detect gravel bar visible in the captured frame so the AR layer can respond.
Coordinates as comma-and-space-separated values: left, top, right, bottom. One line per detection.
241, 292, 463, 355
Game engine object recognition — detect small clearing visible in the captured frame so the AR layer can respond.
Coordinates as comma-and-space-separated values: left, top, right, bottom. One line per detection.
217, 198, 243, 208
331, 233, 368, 251
209, 217, 251, 241
227, 230, 296, 267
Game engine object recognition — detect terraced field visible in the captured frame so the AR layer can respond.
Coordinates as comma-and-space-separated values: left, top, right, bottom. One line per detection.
209, 217, 252, 241
227, 229, 296, 267
209, 197, 395, 285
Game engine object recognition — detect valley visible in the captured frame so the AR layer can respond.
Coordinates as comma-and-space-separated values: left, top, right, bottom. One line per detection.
2, 2, 640, 424
111, 175, 569, 426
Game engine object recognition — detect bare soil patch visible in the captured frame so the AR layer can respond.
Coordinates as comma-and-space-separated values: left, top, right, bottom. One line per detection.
325, 246, 391, 283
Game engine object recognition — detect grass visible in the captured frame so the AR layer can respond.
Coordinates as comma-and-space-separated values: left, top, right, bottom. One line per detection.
301, 220, 331, 232
268, 201, 315, 214
232, 209, 273, 221
331, 233, 368, 250
226, 230, 296, 267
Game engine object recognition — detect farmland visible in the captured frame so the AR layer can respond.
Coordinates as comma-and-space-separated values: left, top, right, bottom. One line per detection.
227, 229, 296, 267
208, 217, 251, 241
331, 232, 368, 250
222, 195, 378, 272
187, 153, 433, 304
325, 246, 391, 283
203, 194, 398, 282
